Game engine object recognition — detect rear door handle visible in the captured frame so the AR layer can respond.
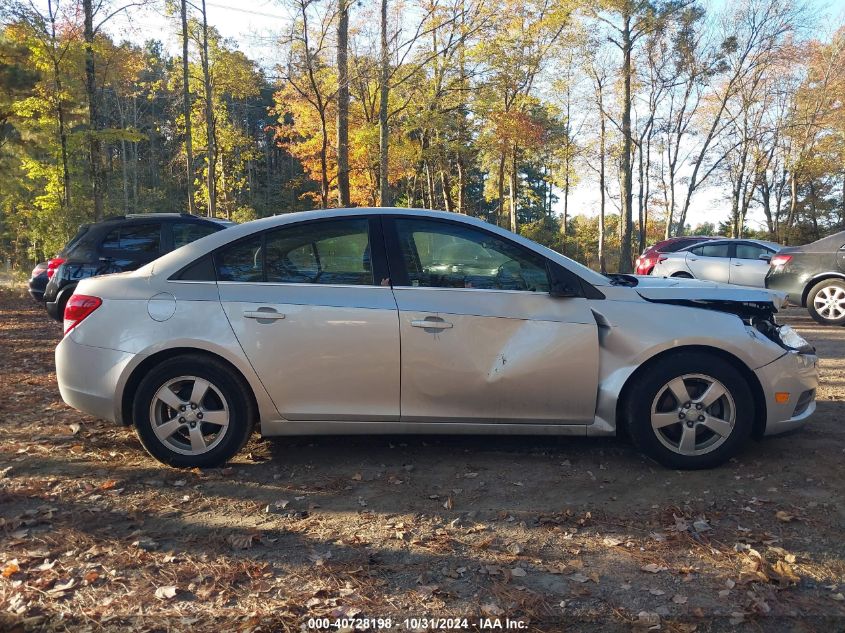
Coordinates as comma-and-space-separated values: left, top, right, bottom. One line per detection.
411, 318, 453, 330
244, 309, 286, 320
732, 262, 743, 267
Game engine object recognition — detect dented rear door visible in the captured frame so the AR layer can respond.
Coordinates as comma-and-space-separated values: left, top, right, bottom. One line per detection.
385, 216, 599, 425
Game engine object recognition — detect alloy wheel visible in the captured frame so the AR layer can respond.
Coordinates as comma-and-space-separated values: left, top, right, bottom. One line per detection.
149, 375, 230, 456
650, 373, 736, 456
813, 285, 845, 321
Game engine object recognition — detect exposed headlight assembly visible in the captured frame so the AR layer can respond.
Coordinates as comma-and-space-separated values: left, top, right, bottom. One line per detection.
776, 324, 814, 354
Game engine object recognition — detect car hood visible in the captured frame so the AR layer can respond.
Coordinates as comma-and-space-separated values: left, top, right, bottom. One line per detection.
633, 275, 787, 310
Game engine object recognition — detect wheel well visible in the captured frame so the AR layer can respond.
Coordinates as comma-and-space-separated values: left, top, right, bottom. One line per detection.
801, 273, 845, 307
615, 345, 767, 440
119, 348, 259, 427
671, 271, 693, 278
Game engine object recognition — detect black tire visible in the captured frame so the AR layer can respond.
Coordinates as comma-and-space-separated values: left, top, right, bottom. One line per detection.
671, 272, 694, 279
806, 279, 845, 326
133, 354, 255, 468
624, 352, 754, 470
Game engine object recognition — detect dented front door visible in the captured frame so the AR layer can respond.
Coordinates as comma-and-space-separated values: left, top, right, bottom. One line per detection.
393, 288, 599, 424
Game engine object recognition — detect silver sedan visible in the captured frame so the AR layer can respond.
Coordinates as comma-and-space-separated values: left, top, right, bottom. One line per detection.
56, 209, 817, 470
651, 239, 782, 286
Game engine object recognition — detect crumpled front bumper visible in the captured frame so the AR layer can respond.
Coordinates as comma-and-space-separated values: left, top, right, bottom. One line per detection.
754, 351, 818, 435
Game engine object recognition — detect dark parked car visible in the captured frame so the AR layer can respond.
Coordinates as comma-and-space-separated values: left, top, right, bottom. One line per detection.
43, 213, 231, 322
765, 229, 845, 325
634, 236, 716, 275
28, 262, 49, 302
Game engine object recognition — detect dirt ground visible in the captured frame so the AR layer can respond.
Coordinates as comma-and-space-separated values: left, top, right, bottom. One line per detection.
1, 284, 844, 632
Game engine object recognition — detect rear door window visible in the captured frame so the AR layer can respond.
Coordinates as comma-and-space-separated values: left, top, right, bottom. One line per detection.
101, 224, 162, 254
173, 222, 220, 248
215, 234, 264, 282
735, 243, 772, 260
689, 243, 730, 258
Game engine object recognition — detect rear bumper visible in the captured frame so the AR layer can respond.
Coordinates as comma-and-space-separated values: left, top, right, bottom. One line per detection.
754, 351, 818, 435
56, 336, 137, 423
765, 273, 806, 306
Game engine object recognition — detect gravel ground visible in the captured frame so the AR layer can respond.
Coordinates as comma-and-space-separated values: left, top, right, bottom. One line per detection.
1, 284, 844, 632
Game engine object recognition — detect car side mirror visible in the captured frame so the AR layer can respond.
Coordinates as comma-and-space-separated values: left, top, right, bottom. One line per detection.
758, 254, 772, 263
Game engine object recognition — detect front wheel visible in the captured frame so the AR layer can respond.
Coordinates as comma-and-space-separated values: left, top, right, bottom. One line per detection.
806, 279, 845, 326
133, 355, 255, 468
625, 353, 754, 469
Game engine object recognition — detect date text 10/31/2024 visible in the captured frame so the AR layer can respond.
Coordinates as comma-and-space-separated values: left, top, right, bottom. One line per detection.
306, 617, 529, 630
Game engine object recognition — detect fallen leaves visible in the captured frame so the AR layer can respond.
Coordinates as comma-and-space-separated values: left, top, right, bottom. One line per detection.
775, 510, 796, 522
227, 532, 258, 550
154, 585, 178, 600
2, 560, 20, 578
640, 563, 668, 574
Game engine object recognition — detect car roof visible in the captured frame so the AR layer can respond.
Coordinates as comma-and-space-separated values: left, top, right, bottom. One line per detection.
142, 207, 611, 286
680, 238, 781, 251
791, 229, 845, 252
99, 213, 221, 225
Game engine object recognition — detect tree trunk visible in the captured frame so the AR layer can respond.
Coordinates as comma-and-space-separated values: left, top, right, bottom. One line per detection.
200, 0, 216, 216
496, 151, 505, 226
116, 97, 129, 214
46, 1, 71, 208
618, 15, 633, 273
82, 0, 103, 219
181, 0, 195, 214
319, 111, 329, 208
336, 0, 351, 207
456, 158, 465, 214
637, 140, 644, 254
562, 155, 570, 255
378, 0, 390, 206
786, 172, 798, 244
599, 110, 606, 274
509, 145, 518, 233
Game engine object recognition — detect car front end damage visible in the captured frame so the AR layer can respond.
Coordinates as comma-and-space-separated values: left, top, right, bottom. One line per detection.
589, 279, 818, 438
639, 292, 818, 436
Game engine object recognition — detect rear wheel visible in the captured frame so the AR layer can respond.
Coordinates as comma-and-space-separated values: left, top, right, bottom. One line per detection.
806, 279, 845, 326
625, 353, 754, 469
133, 355, 255, 468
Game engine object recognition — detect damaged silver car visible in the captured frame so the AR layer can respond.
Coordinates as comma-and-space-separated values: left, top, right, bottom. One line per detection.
55, 209, 818, 469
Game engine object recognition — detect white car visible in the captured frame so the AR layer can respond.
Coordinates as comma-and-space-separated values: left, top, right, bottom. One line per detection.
56, 209, 817, 470
651, 239, 782, 287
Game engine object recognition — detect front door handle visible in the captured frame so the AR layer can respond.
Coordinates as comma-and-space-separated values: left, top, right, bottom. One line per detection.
244, 309, 286, 320
411, 318, 453, 330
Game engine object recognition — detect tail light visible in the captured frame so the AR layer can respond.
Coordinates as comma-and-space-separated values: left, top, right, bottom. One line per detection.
46, 257, 66, 279
770, 254, 793, 267
64, 294, 102, 335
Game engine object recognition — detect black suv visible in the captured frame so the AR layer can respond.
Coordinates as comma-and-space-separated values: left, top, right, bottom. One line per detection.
44, 213, 232, 322
765, 229, 845, 326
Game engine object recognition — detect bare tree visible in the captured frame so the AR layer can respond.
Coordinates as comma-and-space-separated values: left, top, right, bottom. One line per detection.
336, 0, 350, 206
181, 0, 195, 214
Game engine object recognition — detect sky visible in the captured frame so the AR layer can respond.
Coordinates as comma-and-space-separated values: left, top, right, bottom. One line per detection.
47, 0, 842, 237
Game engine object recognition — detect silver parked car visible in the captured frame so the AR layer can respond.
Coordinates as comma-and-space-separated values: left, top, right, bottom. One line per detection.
56, 209, 817, 470
651, 239, 782, 287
